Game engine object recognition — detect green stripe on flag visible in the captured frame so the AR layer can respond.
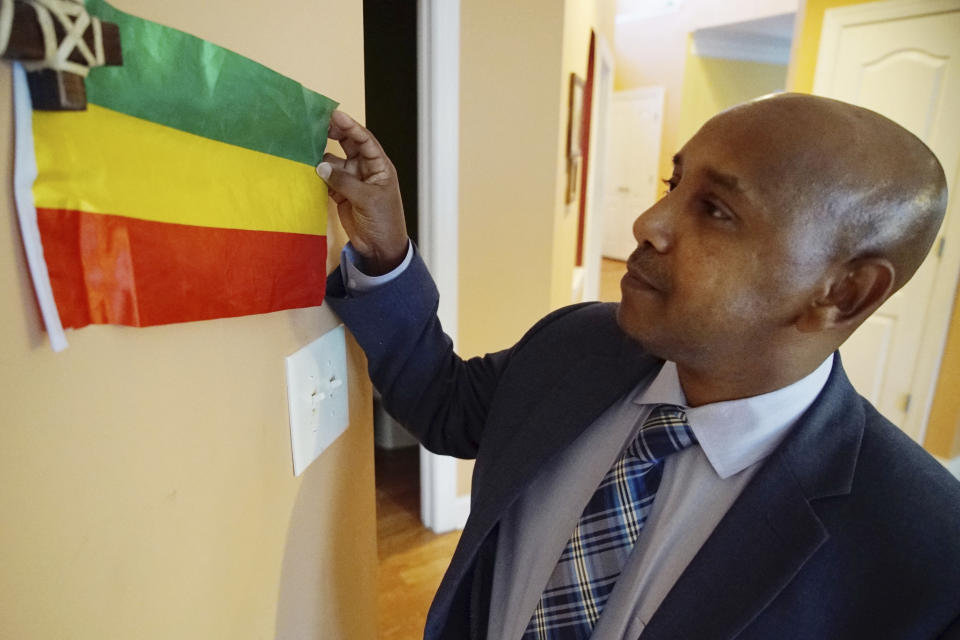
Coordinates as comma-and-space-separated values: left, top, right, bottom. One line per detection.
83, 0, 337, 166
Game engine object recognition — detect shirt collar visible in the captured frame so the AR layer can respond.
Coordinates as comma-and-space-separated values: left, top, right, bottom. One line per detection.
634, 354, 834, 479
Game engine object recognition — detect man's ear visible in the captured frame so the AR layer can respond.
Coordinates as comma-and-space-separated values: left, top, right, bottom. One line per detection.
796, 258, 896, 333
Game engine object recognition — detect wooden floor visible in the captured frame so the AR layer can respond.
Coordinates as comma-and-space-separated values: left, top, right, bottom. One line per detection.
375, 260, 625, 638
376, 446, 460, 640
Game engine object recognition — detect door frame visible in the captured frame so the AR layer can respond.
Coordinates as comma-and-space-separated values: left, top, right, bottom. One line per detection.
579, 34, 615, 301
814, 0, 960, 443
417, 0, 470, 533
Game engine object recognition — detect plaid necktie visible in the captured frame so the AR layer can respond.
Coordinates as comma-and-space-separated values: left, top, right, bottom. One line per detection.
522, 405, 696, 639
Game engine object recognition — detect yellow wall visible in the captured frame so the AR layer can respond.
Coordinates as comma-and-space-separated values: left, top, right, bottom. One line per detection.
928, 292, 960, 458
458, 0, 615, 356
787, 0, 960, 459
0, 1, 378, 638
457, 0, 614, 495
457, 0, 565, 499
458, 0, 566, 359
678, 40, 788, 146
457, 457, 474, 496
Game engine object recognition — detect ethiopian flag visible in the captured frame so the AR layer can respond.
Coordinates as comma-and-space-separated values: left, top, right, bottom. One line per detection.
19, 0, 336, 341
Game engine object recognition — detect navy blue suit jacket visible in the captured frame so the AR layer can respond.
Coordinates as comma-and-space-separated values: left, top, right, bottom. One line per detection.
327, 252, 960, 640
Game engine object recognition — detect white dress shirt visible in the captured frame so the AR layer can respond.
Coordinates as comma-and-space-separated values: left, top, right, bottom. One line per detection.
339, 241, 414, 293
487, 357, 833, 639
337, 242, 834, 639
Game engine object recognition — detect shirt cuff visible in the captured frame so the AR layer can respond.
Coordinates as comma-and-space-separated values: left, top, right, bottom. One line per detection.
339, 240, 414, 293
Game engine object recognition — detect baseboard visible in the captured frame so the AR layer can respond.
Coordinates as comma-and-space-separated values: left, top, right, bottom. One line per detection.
428, 493, 470, 534
452, 494, 471, 530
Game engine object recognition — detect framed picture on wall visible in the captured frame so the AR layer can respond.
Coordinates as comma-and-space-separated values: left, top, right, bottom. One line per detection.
566, 73, 585, 204
566, 155, 581, 204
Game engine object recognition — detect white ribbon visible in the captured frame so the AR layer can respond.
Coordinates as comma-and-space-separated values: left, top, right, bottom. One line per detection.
19, 0, 107, 77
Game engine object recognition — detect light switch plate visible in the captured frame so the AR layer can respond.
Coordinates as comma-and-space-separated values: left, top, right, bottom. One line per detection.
285, 325, 349, 476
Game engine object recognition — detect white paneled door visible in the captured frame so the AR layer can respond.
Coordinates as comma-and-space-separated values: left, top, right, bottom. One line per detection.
814, 0, 960, 442
602, 87, 664, 261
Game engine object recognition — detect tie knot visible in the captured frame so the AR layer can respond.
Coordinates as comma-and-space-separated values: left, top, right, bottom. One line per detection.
627, 404, 697, 462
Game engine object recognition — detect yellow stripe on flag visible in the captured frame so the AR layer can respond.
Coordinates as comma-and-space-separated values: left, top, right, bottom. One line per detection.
32, 105, 327, 236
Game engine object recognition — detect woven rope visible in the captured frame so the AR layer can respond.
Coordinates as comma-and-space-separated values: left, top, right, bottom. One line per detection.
17, 0, 105, 77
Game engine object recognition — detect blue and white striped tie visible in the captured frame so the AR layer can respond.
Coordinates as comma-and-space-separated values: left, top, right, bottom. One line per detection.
522, 404, 696, 639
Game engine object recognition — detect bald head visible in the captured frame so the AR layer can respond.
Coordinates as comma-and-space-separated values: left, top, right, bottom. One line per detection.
618, 93, 948, 399
712, 93, 948, 292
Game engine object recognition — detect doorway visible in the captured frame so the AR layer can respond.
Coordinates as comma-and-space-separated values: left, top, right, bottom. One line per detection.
362, 0, 465, 635
362, 1, 446, 635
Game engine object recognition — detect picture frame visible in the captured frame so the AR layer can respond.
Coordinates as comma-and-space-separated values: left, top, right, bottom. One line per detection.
566, 155, 581, 205
566, 73, 585, 204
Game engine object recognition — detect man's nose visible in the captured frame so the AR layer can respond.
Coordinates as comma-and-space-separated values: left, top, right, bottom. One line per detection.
632, 199, 672, 253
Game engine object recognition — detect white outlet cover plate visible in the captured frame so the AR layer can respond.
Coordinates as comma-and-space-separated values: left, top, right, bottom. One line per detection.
285, 325, 350, 476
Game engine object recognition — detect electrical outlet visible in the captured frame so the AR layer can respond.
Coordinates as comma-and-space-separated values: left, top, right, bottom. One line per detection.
285, 325, 349, 476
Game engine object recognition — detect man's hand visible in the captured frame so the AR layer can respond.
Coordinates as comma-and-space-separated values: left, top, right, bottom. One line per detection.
317, 111, 409, 276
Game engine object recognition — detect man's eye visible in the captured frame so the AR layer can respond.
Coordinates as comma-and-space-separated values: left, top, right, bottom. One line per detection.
661, 177, 679, 194
707, 205, 731, 221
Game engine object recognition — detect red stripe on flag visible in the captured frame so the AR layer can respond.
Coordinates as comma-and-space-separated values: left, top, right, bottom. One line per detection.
37, 208, 327, 328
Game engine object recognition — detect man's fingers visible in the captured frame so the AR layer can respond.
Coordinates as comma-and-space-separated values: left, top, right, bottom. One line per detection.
322, 153, 347, 170
322, 111, 409, 268
327, 186, 347, 206
324, 146, 390, 186
328, 110, 386, 161
327, 111, 394, 183
316, 161, 369, 203
362, 168, 392, 186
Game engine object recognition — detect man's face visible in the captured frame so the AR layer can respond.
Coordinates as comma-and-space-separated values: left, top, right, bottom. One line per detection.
617, 106, 831, 365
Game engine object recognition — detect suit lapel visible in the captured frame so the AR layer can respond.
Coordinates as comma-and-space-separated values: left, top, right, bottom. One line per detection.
427, 331, 661, 637
639, 449, 829, 639
468, 335, 659, 547
641, 355, 865, 640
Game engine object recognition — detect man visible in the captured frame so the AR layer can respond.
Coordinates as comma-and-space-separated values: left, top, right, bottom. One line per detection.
316, 93, 960, 639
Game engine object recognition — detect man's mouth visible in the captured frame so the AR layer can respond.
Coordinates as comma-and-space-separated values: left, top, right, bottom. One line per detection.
623, 249, 669, 294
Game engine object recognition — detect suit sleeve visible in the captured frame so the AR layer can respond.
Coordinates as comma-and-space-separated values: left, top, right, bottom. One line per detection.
325, 247, 505, 458
937, 614, 960, 640
325, 247, 591, 459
